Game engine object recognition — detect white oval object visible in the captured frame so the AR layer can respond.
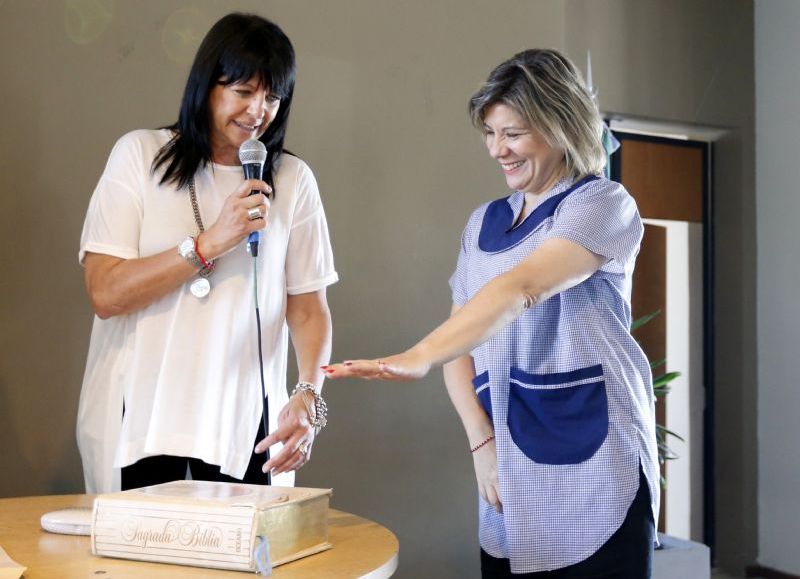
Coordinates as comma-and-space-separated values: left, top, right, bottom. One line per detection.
40, 507, 92, 535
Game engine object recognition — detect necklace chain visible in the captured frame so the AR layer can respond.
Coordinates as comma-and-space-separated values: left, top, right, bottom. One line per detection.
188, 179, 204, 234
187, 178, 212, 284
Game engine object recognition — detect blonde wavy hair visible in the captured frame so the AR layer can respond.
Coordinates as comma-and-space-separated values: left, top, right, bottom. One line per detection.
469, 49, 605, 180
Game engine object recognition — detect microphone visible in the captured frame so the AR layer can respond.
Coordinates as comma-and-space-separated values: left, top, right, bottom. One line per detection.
238, 139, 268, 257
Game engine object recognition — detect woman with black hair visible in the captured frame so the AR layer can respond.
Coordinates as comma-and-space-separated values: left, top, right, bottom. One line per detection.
77, 13, 337, 493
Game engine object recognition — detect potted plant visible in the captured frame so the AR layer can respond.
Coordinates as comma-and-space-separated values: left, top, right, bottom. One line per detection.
631, 310, 684, 486
632, 311, 710, 579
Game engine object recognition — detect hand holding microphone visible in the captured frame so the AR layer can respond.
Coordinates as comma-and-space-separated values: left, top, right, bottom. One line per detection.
195, 141, 270, 261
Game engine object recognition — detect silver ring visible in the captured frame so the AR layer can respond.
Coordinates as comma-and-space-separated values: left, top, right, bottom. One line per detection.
298, 442, 308, 456
247, 207, 261, 221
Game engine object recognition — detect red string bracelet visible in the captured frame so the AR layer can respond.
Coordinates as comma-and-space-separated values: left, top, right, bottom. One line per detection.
194, 237, 215, 273
470, 434, 495, 453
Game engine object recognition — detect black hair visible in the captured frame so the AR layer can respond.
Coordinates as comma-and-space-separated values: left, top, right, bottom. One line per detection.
152, 12, 296, 192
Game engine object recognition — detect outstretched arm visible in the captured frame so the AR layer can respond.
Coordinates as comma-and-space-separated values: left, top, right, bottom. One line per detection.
324, 237, 604, 381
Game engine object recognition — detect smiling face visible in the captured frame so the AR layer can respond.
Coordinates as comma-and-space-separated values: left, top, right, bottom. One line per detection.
482, 103, 566, 195
207, 78, 281, 165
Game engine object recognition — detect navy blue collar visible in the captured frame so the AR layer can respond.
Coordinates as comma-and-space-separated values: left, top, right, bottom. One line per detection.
477, 175, 599, 253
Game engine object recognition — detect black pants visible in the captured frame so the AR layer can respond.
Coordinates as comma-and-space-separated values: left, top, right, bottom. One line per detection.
121, 420, 269, 490
481, 469, 654, 579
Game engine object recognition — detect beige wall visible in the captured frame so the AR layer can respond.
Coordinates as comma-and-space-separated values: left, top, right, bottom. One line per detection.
0, 1, 754, 577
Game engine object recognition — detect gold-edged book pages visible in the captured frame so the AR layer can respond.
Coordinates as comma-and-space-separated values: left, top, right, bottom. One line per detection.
91, 480, 332, 574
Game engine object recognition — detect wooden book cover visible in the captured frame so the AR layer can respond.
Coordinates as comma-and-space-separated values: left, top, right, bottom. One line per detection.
91, 480, 332, 574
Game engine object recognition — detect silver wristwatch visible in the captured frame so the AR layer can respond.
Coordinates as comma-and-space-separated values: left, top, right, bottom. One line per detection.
178, 236, 204, 270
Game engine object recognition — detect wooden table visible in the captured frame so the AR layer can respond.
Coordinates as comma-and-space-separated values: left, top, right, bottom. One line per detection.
0, 494, 398, 578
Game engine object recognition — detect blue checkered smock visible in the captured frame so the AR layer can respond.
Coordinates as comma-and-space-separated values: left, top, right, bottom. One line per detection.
449, 175, 660, 573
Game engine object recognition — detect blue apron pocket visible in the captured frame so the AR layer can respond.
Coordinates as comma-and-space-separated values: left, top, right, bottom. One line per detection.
507, 364, 608, 465
472, 371, 493, 422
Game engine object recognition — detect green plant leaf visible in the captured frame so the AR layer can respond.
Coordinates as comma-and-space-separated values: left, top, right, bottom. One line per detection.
629, 309, 687, 485
653, 372, 681, 387
656, 425, 685, 442
631, 310, 661, 332
653, 384, 671, 396
657, 442, 679, 459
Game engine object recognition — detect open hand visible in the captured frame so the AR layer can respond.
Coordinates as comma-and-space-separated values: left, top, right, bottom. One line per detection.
322, 350, 432, 382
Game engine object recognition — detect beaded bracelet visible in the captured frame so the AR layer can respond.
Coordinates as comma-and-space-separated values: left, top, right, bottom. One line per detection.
292, 382, 328, 434
470, 434, 495, 453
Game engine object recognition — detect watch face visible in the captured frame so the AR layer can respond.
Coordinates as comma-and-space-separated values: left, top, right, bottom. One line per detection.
179, 237, 195, 256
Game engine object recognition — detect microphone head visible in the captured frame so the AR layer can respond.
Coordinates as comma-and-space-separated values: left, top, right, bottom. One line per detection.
239, 139, 267, 165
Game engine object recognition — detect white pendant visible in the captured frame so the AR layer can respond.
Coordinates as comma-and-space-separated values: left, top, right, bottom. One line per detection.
190, 277, 211, 298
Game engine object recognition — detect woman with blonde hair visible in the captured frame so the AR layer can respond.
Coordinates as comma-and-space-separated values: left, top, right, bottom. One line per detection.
325, 49, 658, 578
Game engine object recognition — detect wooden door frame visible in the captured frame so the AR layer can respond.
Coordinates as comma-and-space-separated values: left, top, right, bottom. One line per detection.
610, 132, 715, 554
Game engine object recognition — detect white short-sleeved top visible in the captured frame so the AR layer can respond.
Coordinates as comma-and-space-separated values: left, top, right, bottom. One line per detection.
450, 175, 659, 573
77, 129, 338, 493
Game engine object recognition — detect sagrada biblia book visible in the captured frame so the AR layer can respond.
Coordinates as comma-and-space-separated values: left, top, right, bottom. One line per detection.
91, 480, 332, 574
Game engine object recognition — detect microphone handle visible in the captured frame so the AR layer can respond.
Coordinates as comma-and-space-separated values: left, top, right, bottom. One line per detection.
242, 162, 264, 256
248, 233, 260, 255
242, 162, 264, 190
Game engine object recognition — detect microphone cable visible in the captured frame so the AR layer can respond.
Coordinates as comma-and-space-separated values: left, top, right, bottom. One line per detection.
239, 139, 271, 484
251, 250, 271, 486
